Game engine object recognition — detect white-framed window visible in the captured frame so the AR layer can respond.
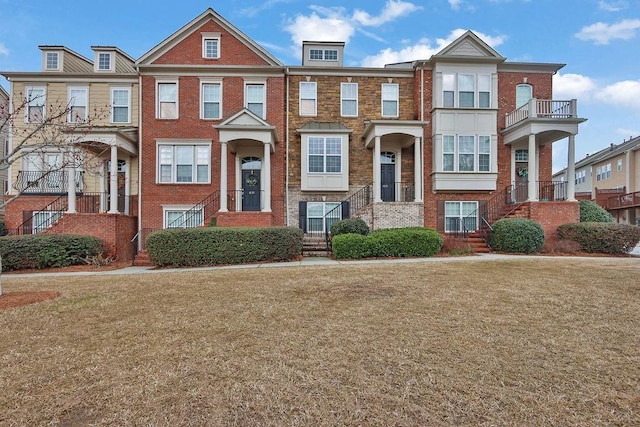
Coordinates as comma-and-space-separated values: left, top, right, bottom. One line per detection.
381, 83, 399, 117
201, 82, 221, 119
442, 135, 491, 172
111, 87, 131, 123
307, 201, 341, 233
445, 201, 478, 232
245, 82, 265, 119
202, 35, 220, 59
157, 143, 210, 184
67, 87, 88, 123
617, 158, 623, 171
443, 73, 492, 108
516, 84, 533, 108
163, 206, 204, 228
341, 82, 358, 117
25, 86, 46, 123
23, 151, 65, 192
45, 52, 59, 70
515, 149, 529, 162
309, 49, 338, 61
299, 81, 317, 116
575, 169, 586, 185
32, 210, 63, 234
97, 52, 112, 71
596, 163, 611, 182
157, 81, 178, 119
308, 136, 342, 173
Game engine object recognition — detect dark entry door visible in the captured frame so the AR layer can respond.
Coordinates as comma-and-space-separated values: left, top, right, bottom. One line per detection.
242, 169, 261, 211
381, 164, 395, 202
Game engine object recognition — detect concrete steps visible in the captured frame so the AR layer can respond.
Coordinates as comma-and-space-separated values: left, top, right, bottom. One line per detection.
132, 250, 154, 267
303, 236, 331, 257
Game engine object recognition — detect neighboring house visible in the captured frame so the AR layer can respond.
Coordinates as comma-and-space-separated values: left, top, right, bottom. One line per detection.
1, 45, 139, 257
0, 85, 8, 220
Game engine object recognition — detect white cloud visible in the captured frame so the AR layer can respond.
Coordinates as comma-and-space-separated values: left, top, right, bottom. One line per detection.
0, 42, 8, 55
361, 29, 505, 67
575, 19, 640, 45
353, 0, 421, 26
238, 0, 294, 18
553, 73, 597, 100
616, 127, 640, 137
595, 80, 640, 110
598, 1, 628, 12
448, 0, 464, 10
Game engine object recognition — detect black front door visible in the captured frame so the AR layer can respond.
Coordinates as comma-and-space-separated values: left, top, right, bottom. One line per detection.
242, 169, 261, 211
381, 164, 395, 202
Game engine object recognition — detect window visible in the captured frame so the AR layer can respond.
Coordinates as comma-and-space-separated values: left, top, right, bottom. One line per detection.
245, 83, 265, 118
516, 84, 533, 108
309, 49, 323, 60
299, 81, 317, 116
575, 169, 586, 185
381, 83, 399, 117
617, 158, 623, 171
445, 201, 478, 232
596, 163, 611, 182
45, 52, 59, 70
515, 149, 529, 161
308, 137, 341, 173
157, 143, 210, 183
111, 87, 130, 123
307, 201, 341, 233
309, 49, 338, 61
32, 210, 63, 234
97, 52, 112, 71
324, 49, 338, 60
443, 73, 491, 108
25, 87, 45, 122
201, 83, 221, 119
68, 87, 88, 123
157, 82, 177, 119
341, 83, 358, 117
203, 36, 220, 59
442, 135, 491, 172
164, 207, 203, 228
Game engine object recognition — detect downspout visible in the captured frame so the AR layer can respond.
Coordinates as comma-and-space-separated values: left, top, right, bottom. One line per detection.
420, 63, 425, 204
136, 71, 143, 251
285, 67, 290, 226
6, 79, 14, 206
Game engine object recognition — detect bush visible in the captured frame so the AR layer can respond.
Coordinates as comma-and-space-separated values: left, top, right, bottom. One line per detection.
579, 200, 614, 223
0, 221, 7, 237
330, 218, 369, 236
146, 226, 303, 267
557, 222, 640, 254
332, 227, 443, 259
441, 236, 473, 256
490, 218, 545, 254
0, 234, 104, 271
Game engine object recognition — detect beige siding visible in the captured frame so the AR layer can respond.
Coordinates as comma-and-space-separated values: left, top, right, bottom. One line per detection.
115, 53, 136, 74
62, 52, 93, 73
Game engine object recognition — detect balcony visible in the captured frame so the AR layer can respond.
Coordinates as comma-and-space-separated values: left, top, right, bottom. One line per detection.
503, 99, 586, 146
14, 170, 84, 194
606, 191, 640, 210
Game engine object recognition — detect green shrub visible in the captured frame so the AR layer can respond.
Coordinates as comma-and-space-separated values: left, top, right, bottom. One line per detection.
0, 234, 104, 271
332, 227, 443, 259
490, 218, 545, 254
579, 200, 614, 223
330, 218, 369, 236
557, 222, 640, 254
146, 226, 303, 267
0, 221, 7, 237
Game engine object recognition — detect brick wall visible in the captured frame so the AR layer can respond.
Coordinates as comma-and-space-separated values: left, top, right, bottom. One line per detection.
372, 202, 424, 230
528, 201, 579, 241
216, 212, 274, 227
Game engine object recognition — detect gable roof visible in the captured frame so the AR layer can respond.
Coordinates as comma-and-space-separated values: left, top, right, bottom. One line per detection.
136, 8, 283, 66
432, 30, 505, 63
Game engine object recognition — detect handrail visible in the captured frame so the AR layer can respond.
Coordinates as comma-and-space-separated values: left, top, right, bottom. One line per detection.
165, 190, 220, 228
320, 184, 372, 252
11, 194, 68, 235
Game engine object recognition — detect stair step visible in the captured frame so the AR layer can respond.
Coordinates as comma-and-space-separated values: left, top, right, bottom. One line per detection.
132, 250, 154, 267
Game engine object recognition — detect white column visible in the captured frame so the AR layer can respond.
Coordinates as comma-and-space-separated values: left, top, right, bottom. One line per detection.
124, 158, 131, 215
262, 142, 272, 212
566, 135, 576, 201
66, 164, 76, 213
527, 134, 538, 201
413, 137, 422, 202
219, 141, 228, 212
373, 136, 382, 203
108, 145, 118, 213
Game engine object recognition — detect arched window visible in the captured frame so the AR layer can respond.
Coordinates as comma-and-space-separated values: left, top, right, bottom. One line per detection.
516, 84, 532, 108
242, 156, 261, 170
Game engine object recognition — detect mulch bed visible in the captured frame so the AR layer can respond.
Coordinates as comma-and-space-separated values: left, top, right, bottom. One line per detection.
0, 291, 60, 310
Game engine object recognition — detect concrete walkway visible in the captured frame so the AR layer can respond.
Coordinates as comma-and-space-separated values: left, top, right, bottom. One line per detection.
4, 248, 638, 279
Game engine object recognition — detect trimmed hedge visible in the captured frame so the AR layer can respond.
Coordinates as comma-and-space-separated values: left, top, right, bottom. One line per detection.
490, 218, 545, 254
557, 222, 640, 254
330, 218, 369, 236
0, 234, 104, 271
332, 227, 443, 259
579, 200, 614, 223
146, 226, 303, 267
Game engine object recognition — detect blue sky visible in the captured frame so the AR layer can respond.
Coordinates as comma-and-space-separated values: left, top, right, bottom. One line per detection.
1, 0, 639, 172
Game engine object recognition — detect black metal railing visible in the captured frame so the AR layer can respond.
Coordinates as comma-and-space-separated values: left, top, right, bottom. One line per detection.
14, 170, 84, 193
10, 194, 68, 235
226, 189, 264, 212
538, 181, 567, 201
165, 191, 220, 228
381, 182, 416, 202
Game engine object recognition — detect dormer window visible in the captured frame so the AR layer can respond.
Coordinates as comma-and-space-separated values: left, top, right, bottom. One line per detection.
309, 49, 338, 61
45, 52, 59, 70
202, 33, 220, 59
97, 52, 112, 71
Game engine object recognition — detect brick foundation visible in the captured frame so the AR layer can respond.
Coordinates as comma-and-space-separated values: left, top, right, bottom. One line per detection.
216, 212, 274, 227
528, 201, 579, 241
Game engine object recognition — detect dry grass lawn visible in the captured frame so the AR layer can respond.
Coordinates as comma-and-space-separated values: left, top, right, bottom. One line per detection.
1, 257, 639, 426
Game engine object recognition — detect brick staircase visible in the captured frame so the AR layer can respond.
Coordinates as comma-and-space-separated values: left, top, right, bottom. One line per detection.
132, 250, 154, 266
464, 202, 532, 253
302, 235, 330, 257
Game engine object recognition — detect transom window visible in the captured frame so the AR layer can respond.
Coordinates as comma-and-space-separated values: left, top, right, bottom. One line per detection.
203, 37, 220, 59
443, 73, 491, 108
158, 144, 210, 183
98, 53, 112, 71
157, 82, 178, 119
164, 207, 203, 228
111, 87, 131, 123
245, 83, 265, 119
25, 87, 46, 123
341, 82, 358, 117
299, 81, 317, 116
381, 83, 399, 117
45, 52, 59, 70
308, 136, 342, 173
68, 87, 88, 123
445, 201, 478, 232
201, 83, 221, 119
515, 149, 529, 162
307, 201, 341, 233
443, 135, 491, 172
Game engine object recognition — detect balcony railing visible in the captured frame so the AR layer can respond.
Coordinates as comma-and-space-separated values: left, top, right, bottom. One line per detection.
381, 182, 416, 202
606, 191, 640, 210
506, 99, 578, 128
14, 170, 84, 193
227, 189, 264, 212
